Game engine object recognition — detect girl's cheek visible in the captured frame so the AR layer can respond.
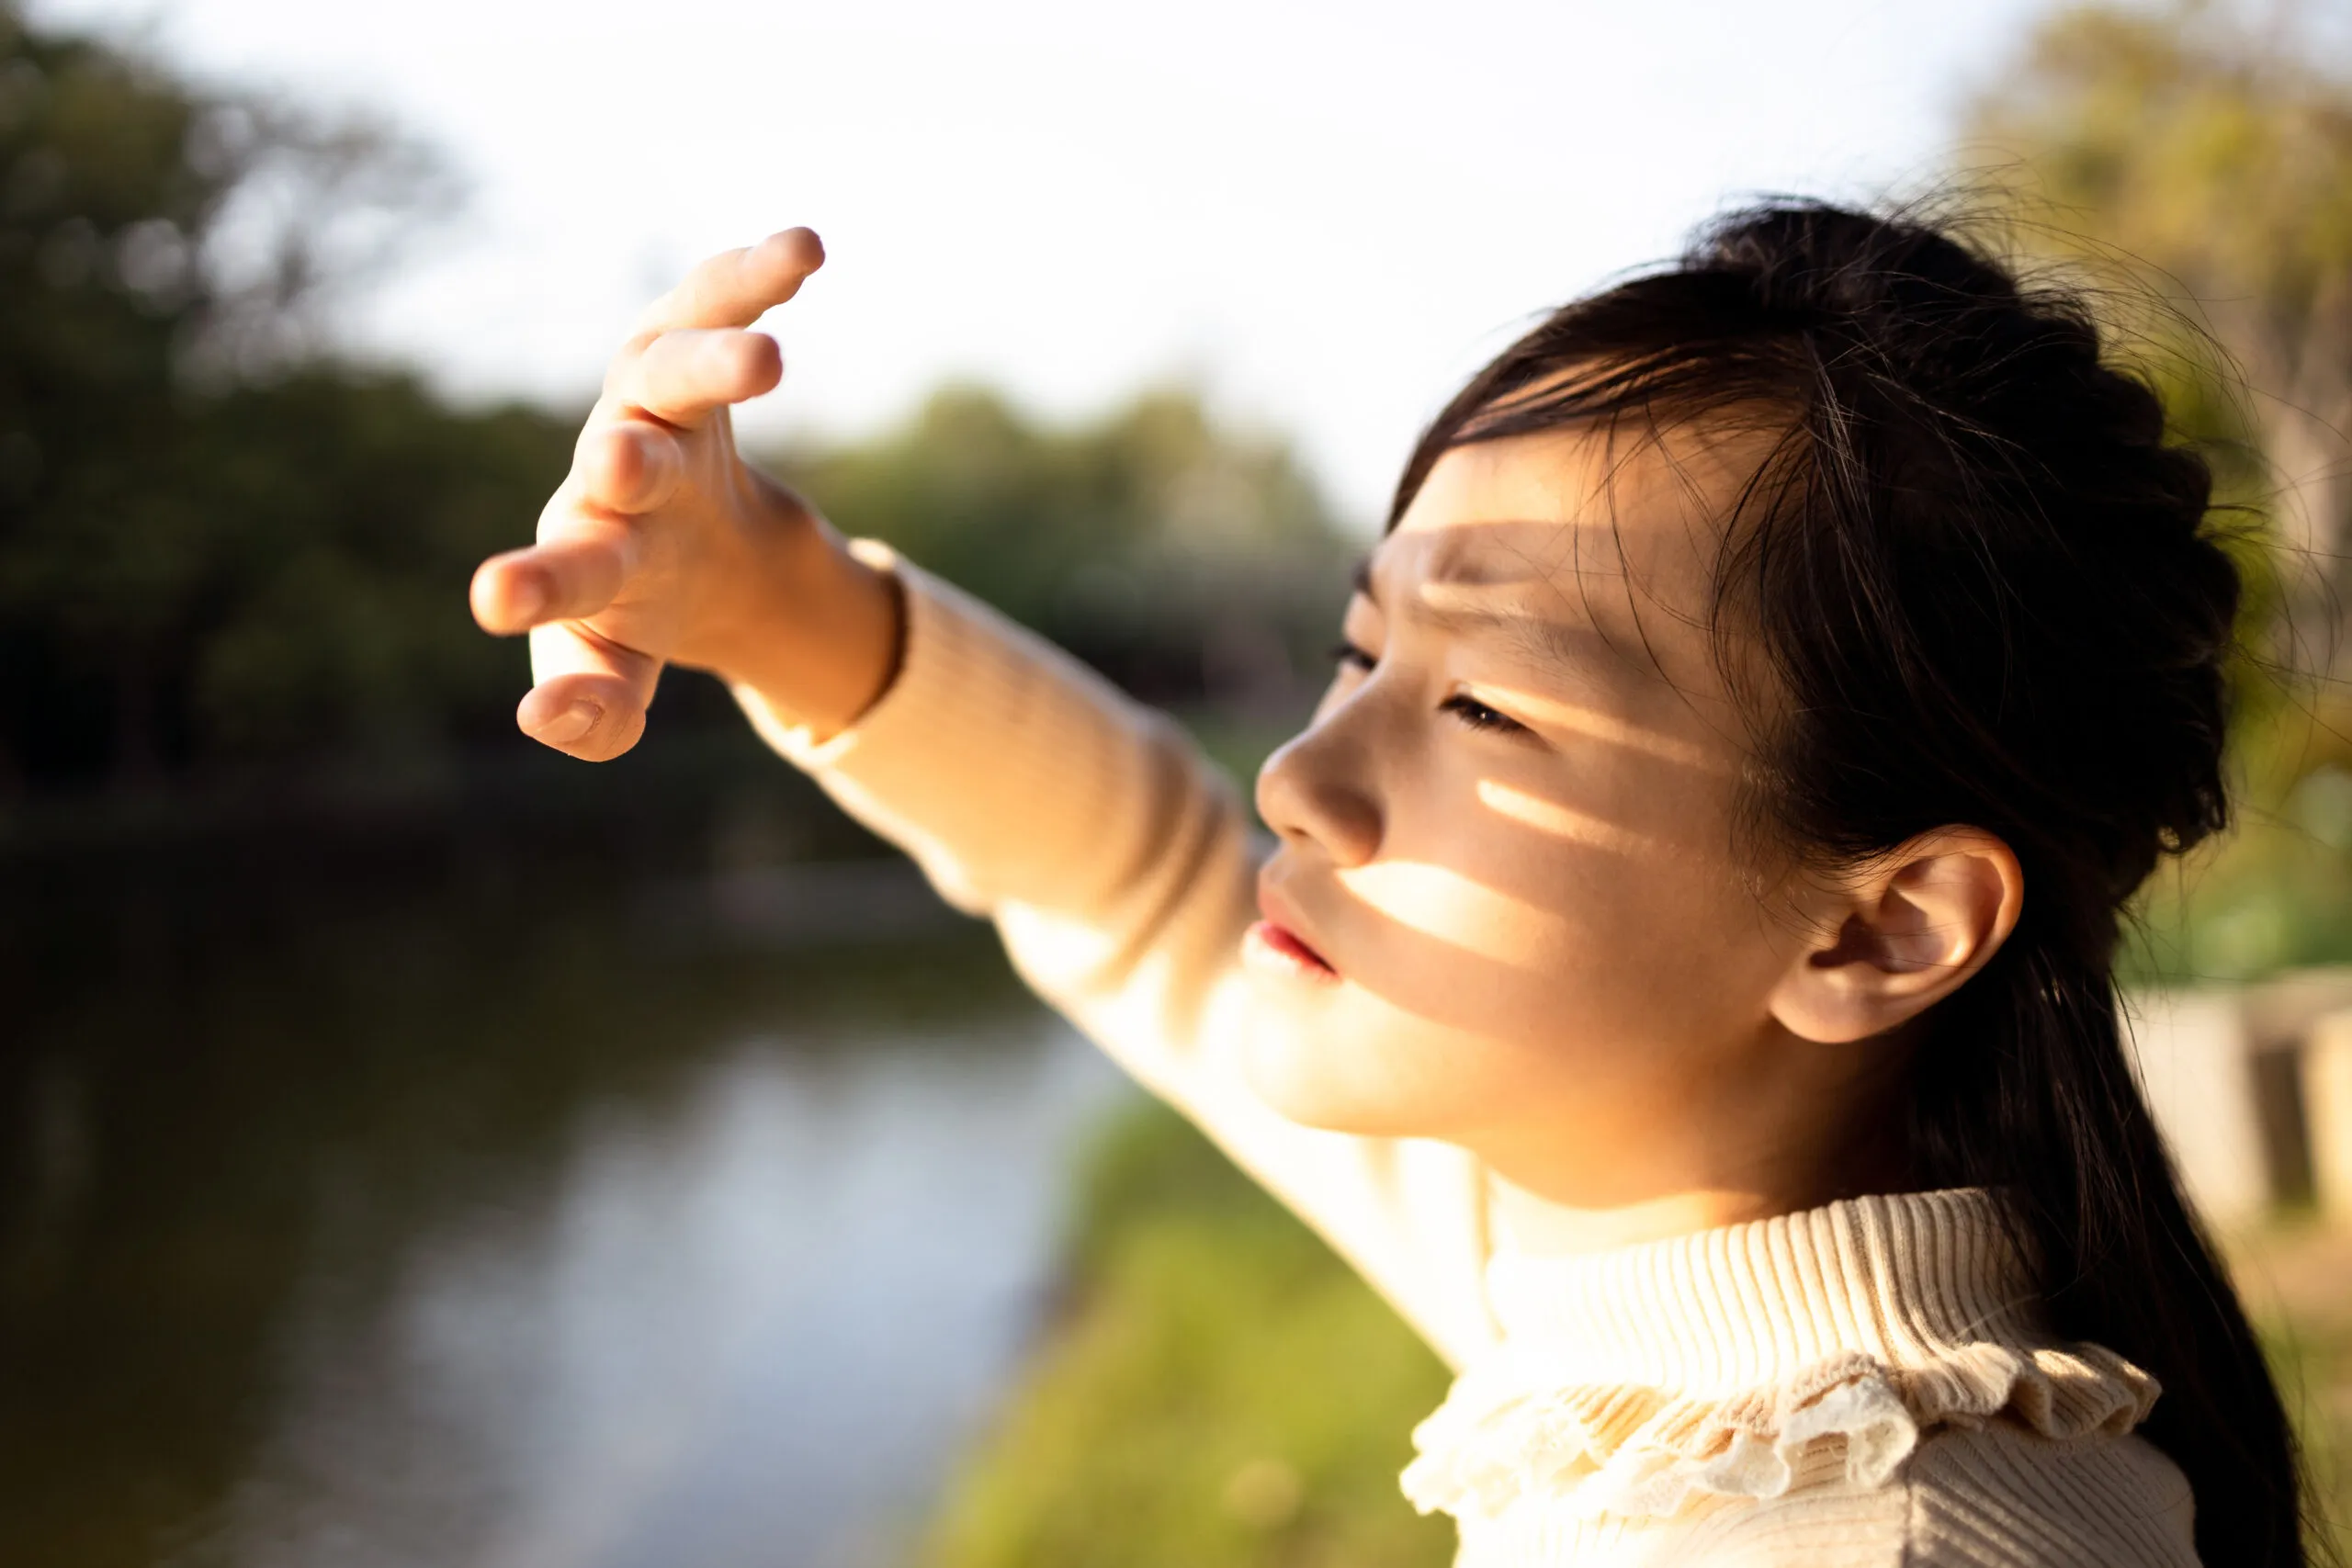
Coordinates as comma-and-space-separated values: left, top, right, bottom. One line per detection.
1475, 777, 1668, 859
1341, 860, 1579, 972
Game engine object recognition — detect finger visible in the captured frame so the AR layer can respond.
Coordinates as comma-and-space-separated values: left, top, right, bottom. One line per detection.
575, 420, 683, 513
637, 227, 824, 335
609, 328, 782, 427
522, 622, 661, 761
517, 671, 649, 761
470, 524, 635, 634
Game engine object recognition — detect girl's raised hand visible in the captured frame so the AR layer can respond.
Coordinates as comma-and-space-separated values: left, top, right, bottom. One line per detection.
469, 229, 899, 761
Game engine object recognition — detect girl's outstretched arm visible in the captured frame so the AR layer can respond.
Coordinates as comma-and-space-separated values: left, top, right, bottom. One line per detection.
738, 547, 1502, 1371
470, 234, 1501, 1371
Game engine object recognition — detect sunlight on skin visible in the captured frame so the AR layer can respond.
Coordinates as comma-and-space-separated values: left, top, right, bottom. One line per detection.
1340, 857, 1592, 961
1242, 419, 2018, 1254
1472, 777, 1666, 858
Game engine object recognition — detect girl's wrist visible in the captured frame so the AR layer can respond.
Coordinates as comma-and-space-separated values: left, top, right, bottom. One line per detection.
707, 508, 904, 741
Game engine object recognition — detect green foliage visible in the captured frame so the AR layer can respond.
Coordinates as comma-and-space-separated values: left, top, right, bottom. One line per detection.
1964, 5, 2352, 581
1962, 4, 2308, 630
923, 1100, 1454, 1568
9, 367, 577, 771
0, 1, 525, 789
0, 0, 1348, 802
1970, 2, 2352, 980
176, 378, 575, 758
2126, 696, 2352, 983
774, 385, 1352, 704
1968, 3, 2352, 348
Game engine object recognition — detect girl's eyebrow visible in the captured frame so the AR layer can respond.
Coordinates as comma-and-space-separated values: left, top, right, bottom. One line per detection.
1349, 551, 1630, 679
1351, 549, 1536, 610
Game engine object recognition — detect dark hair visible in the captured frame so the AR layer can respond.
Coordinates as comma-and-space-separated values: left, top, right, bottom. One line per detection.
1390, 199, 2317, 1567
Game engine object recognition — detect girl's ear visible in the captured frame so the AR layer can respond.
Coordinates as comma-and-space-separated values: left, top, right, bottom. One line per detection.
1765, 828, 2025, 1045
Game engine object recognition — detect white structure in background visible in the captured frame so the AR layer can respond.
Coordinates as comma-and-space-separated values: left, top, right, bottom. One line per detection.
2123, 968, 2352, 1227
2306, 1010, 2352, 1217
2124, 989, 2272, 1224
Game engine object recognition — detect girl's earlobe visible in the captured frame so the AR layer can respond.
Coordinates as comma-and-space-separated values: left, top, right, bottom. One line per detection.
1766, 829, 2025, 1044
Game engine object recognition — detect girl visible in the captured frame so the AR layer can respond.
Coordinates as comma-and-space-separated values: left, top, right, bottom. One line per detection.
469, 202, 2318, 1566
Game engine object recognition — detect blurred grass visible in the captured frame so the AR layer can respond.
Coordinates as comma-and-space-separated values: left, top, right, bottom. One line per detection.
2242, 1217, 2352, 1561
927, 1098, 2352, 1567
2268, 1314, 2352, 1560
921, 1100, 1454, 1568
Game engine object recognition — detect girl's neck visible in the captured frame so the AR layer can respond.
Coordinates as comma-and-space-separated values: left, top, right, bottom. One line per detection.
1477, 1068, 1918, 1260
1485, 1179, 1804, 1258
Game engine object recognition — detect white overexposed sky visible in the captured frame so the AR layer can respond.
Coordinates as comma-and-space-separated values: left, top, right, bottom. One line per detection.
32, 0, 2054, 524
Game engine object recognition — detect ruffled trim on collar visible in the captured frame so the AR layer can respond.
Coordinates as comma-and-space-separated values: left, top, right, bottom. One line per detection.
1400, 1338, 2158, 1524
1401, 1185, 2164, 1526
1401, 1335, 2154, 1523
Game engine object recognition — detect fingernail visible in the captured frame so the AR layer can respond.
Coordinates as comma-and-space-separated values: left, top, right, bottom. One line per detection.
537, 704, 599, 746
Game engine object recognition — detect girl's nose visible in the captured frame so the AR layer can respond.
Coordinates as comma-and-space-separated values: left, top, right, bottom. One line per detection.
1255, 721, 1382, 867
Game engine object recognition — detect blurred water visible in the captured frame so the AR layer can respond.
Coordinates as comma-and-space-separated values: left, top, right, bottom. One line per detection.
0, 864, 1127, 1568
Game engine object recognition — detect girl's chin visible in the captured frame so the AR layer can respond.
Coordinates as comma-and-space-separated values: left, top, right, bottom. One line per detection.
1238, 1025, 1456, 1139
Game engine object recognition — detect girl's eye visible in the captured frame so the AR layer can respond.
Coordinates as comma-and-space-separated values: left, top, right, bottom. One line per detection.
1442, 694, 1526, 736
1327, 641, 1526, 736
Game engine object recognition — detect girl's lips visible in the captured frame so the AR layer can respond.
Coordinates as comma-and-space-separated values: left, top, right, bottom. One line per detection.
1244, 919, 1340, 984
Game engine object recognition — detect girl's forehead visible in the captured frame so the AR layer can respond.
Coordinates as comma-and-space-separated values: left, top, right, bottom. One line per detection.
1378, 429, 1741, 618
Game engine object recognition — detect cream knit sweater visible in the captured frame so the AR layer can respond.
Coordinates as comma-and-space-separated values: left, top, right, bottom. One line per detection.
736, 543, 2201, 1567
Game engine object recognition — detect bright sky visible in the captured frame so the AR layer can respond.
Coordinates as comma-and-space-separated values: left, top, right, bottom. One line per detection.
32, 0, 2053, 524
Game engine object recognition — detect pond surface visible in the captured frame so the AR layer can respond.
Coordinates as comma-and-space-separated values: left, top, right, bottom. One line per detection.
1, 856, 1128, 1568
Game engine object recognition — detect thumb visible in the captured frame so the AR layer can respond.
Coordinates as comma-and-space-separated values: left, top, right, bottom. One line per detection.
522, 621, 662, 761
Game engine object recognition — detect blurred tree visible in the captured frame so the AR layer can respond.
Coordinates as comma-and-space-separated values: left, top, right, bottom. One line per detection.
0, 4, 1348, 811
0, 0, 536, 792
774, 384, 1353, 709
1967, 0, 2352, 676
1969, 1, 2352, 981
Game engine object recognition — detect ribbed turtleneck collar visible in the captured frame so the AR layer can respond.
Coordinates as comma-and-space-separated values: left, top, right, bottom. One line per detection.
1479, 1188, 2041, 1396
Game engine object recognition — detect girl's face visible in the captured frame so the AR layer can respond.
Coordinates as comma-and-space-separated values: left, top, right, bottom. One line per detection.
1246, 422, 1823, 1199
